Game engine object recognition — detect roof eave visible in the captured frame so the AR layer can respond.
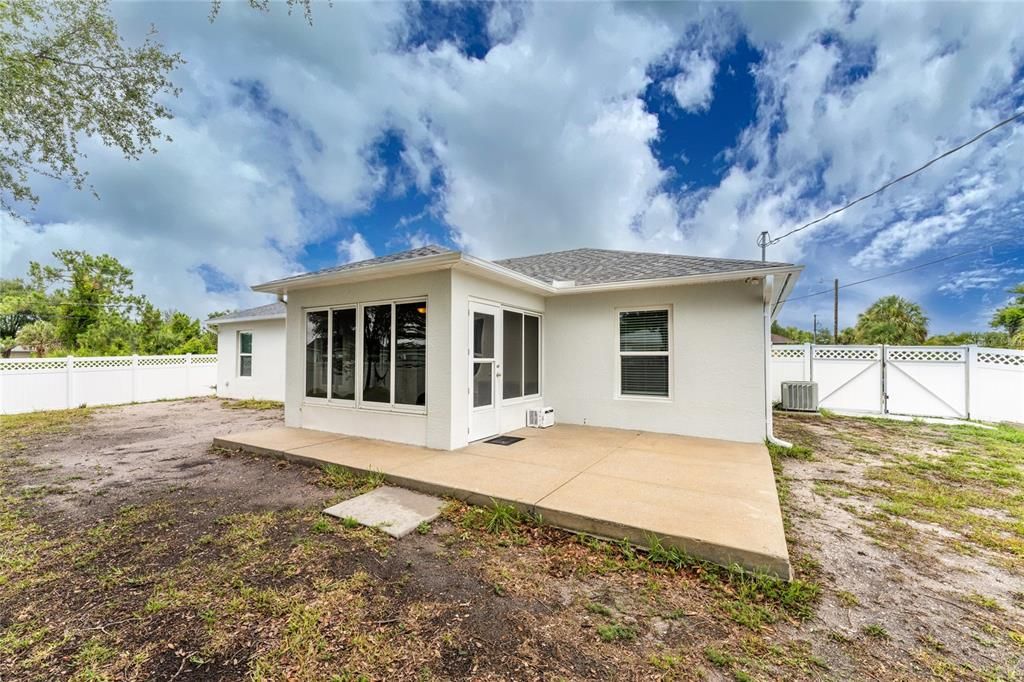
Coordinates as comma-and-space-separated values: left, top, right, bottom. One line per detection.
548, 264, 804, 295
206, 313, 286, 326
251, 252, 463, 295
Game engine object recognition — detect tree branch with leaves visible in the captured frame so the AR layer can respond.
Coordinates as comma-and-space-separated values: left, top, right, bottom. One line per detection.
0, 0, 183, 216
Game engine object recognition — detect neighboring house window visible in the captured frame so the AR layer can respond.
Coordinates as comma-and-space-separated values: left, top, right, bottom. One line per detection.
305, 300, 426, 409
502, 310, 541, 400
617, 308, 670, 398
238, 331, 253, 377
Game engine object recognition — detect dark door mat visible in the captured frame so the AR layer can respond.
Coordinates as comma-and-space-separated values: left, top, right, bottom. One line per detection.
484, 435, 524, 446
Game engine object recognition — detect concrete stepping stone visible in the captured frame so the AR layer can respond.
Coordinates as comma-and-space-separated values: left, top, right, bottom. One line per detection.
323, 485, 444, 538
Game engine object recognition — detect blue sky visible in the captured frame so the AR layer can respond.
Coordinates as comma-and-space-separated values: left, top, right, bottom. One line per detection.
2, 1, 1022, 335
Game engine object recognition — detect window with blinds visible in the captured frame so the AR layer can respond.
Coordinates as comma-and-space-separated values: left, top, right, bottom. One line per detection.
618, 308, 670, 398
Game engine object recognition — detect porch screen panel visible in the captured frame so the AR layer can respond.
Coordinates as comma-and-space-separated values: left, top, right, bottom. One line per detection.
502, 310, 523, 399
363, 304, 392, 403
524, 314, 540, 395
395, 302, 426, 406
305, 311, 328, 398
331, 308, 356, 400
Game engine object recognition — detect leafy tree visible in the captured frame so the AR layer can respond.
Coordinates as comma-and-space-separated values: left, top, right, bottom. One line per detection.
925, 331, 1012, 348
14, 319, 60, 356
853, 296, 929, 345
0, 277, 46, 354
74, 311, 138, 355
0, 0, 183, 216
990, 283, 1024, 349
28, 250, 144, 350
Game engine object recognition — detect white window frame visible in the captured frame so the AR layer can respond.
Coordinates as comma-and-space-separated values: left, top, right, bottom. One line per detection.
303, 296, 427, 415
614, 305, 672, 402
500, 306, 543, 404
237, 330, 253, 378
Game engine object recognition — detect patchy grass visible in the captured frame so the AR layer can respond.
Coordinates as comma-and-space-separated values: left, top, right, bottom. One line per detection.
220, 399, 283, 410
0, 407, 92, 451
596, 623, 636, 642
319, 464, 385, 494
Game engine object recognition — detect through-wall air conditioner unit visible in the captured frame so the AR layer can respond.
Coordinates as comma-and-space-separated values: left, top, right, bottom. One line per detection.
781, 381, 818, 412
526, 407, 555, 428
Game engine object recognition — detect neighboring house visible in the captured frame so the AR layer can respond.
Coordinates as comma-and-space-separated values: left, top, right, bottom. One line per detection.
6, 345, 33, 359
251, 245, 802, 450
206, 302, 286, 401
771, 333, 796, 344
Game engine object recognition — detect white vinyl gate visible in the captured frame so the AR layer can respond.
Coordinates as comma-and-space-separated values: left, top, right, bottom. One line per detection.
771, 344, 1024, 424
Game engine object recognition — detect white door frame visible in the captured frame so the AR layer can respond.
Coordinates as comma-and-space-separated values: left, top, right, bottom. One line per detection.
468, 301, 501, 441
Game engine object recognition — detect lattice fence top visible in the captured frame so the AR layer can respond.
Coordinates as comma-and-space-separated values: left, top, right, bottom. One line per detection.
812, 346, 880, 361
0, 358, 68, 372
75, 358, 133, 369
0, 354, 217, 372
139, 356, 188, 367
977, 349, 1024, 367
887, 347, 965, 363
771, 347, 806, 359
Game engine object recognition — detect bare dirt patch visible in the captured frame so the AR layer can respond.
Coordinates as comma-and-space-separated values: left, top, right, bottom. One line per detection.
1, 399, 1021, 680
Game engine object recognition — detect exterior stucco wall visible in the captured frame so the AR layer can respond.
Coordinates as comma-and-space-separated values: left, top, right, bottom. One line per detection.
283, 270, 452, 449
543, 280, 767, 443
215, 319, 286, 401
449, 270, 547, 449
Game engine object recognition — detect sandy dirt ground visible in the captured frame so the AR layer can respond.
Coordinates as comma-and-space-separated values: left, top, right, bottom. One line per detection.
0, 398, 1021, 680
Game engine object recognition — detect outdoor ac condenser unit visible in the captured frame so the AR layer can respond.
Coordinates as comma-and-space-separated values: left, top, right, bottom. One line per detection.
781, 381, 819, 412
526, 407, 555, 428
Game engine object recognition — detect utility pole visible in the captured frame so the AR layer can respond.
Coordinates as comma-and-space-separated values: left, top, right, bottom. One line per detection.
833, 278, 839, 343
813, 314, 818, 342
757, 231, 770, 262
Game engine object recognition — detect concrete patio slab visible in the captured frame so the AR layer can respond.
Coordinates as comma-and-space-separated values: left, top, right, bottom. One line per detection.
212, 427, 346, 457
463, 437, 614, 472
214, 425, 792, 578
289, 439, 435, 471
323, 486, 444, 538
534, 472, 790, 577
388, 452, 578, 507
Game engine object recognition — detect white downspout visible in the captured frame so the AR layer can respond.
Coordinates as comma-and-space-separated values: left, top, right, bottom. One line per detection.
764, 277, 792, 448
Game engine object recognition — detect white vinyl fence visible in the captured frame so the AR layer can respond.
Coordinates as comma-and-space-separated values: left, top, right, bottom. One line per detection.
0, 354, 217, 415
771, 344, 1024, 424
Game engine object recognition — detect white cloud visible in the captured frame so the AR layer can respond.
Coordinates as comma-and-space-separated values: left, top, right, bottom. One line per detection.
665, 51, 718, 112
1, 0, 1022, 330
337, 232, 375, 263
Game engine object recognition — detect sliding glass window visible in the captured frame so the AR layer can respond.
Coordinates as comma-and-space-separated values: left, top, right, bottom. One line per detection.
306, 300, 426, 410
331, 308, 356, 400
305, 311, 328, 398
502, 310, 541, 400
395, 302, 427, 406
362, 304, 392, 404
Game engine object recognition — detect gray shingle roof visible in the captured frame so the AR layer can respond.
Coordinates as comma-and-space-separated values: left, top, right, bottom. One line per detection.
209, 301, 285, 324
494, 248, 792, 286
263, 245, 456, 286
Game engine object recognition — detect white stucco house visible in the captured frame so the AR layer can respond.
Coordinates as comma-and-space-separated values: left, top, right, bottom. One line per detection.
247, 245, 802, 450
207, 302, 286, 401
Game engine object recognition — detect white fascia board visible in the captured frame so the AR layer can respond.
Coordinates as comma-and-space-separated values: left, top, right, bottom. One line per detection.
454, 255, 556, 294
769, 269, 802, 320
251, 252, 463, 294
206, 314, 286, 327
548, 265, 805, 296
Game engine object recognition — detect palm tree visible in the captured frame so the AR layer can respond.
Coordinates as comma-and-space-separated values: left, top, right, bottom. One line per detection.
854, 296, 929, 345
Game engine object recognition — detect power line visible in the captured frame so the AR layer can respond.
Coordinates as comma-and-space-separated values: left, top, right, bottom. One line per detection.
762, 109, 1024, 248
784, 239, 1013, 303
